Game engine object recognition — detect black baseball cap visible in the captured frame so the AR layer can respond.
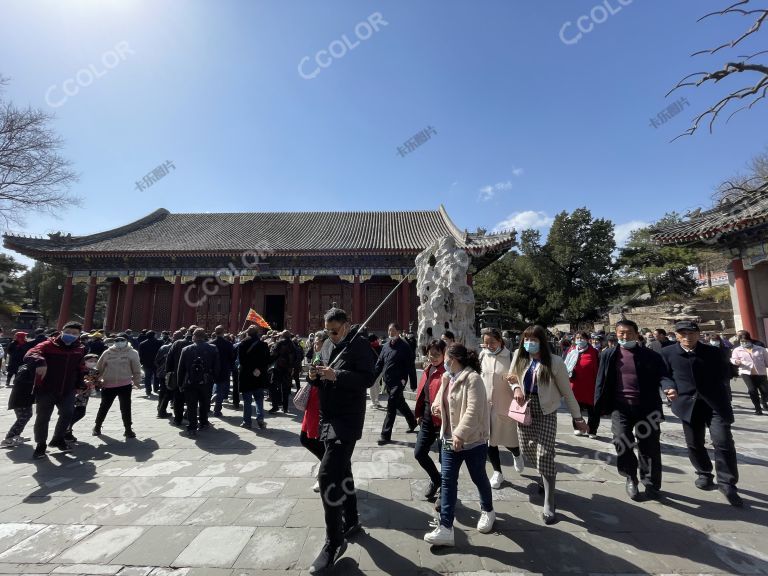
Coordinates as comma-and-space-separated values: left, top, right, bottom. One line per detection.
674, 320, 699, 332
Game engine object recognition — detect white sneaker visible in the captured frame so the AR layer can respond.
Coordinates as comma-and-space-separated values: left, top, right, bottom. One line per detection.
0, 437, 17, 448
513, 453, 525, 473
312, 480, 320, 493
490, 471, 504, 489
477, 509, 496, 533
573, 429, 585, 436
424, 524, 454, 546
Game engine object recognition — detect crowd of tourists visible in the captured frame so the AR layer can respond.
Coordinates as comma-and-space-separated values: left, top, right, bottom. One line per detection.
0, 309, 759, 573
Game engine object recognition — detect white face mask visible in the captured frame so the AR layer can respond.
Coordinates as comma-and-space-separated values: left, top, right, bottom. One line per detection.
115, 341, 128, 349
85, 362, 97, 369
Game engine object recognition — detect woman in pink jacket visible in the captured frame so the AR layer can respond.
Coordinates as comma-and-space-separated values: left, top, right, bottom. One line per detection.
730, 331, 768, 415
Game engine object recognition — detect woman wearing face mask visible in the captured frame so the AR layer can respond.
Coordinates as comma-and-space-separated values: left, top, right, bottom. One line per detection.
424, 344, 493, 546
480, 327, 523, 489
730, 331, 768, 415
413, 339, 447, 500
93, 333, 142, 438
565, 331, 600, 438
508, 325, 587, 524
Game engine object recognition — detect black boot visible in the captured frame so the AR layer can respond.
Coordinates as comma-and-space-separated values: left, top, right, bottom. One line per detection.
308, 540, 347, 574
92, 424, 102, 436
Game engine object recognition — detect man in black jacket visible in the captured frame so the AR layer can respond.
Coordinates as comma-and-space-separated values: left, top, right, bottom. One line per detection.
661, 320, 741, 506
211, 325, 235, 417
138, 331, 162, 397
647, 328, 675, 355
268, 331, 296, 414
375, 323, 418, 446
166, 326, 195, 427
595, 320, 666, 501
307, 308, 375, 574
177, 328, 220, 436
238, 326, 271, 429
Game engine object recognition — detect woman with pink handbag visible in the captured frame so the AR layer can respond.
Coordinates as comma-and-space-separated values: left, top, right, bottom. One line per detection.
507, 325, 587, 525
480, 327, 524, 490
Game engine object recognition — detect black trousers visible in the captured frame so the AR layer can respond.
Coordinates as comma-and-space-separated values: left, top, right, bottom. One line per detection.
300, 430, 325, 461
270, 371, 292, 410
95, 385, 133, 429
34, 390, 75, 446
414, 418, 441, 484
682, 399, 738, 487
742, 374, 768, 410
575, 402, 601, 435
157, 376, 171, 415
610, 404, 662, 489
68, 405, 87, 431
231, 368, 240, 407
318, 438, 358, 546
380, 385, 416, 439
487, 444, 521, 472
172, 387, 186, 423
183, 385, 210, 431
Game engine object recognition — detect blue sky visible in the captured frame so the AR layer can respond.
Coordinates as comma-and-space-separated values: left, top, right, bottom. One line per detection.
1, 0, 766, 268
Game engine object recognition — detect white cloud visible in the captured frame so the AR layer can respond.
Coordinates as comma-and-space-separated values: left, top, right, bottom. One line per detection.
511, 167, 524, 177
492, 210, 554, 232
614, 220, 649, 246
478, 180, 513, 202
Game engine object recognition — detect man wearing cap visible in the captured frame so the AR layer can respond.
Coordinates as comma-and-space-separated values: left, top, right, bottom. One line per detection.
661, 320, 741, 506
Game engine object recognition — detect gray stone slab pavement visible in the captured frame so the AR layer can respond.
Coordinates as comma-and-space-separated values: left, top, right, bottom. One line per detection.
0, 378, 765, 575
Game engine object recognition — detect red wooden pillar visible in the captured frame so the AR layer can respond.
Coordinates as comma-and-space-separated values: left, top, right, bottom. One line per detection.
169, 275, 182, 331
121, 276, 135, 331
402, 278, 411, 330
142, 281, 154, 329
83, 276, 98, 331
57, 274, 74, 330
291, 276, 301, 334
732, 258, 759, 337
229, 276, 241, 334
353, 275, 362, 323
105, 279, 119, 332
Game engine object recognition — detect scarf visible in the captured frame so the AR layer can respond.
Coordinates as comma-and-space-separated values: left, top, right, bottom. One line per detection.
564, 346, 583, 377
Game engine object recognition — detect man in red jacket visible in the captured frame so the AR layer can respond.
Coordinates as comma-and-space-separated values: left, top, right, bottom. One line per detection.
24, 321, 85, 459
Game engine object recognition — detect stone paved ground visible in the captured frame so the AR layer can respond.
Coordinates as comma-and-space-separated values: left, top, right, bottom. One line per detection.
0, 378, 766, 576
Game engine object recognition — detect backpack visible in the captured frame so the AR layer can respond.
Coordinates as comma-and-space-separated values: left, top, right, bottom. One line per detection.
188, 353, 208, 387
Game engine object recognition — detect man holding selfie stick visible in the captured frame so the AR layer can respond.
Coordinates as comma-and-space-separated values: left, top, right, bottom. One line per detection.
307, 307, 375, 574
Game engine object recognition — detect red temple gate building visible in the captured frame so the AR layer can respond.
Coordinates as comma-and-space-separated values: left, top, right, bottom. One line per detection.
3, 206, 514, 336
652, 193, 768, 342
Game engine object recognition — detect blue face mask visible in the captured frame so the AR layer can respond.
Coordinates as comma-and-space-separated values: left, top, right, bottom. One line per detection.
575, 340, 588, 349
486, 346, 502, 355
444, 361, 453, 376
61, 333, 78, 345
618, 339, 637, 349
523, 341, 540, 354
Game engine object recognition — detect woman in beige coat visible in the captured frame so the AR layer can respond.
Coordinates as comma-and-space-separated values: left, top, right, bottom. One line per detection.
507, 325, 587, 525
424, 344, 494, 547
480, 327, 524, 489
93, 333, 142, 438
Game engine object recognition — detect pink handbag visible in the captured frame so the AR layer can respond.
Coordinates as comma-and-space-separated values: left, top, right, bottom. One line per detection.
508, 398, 531, 426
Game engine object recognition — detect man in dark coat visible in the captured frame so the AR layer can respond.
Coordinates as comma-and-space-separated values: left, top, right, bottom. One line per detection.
268, 331, 296, 413
595, 319, 667, 500
307, 308, 375, 574
238, 326, 271, 429
138, 331, 162, 397
375, 322, 418, 445
24, 321, 85, 458
155, 332, 181, 418
661, 320, 741, 506
166, 326, 195, 427
647, 328, 675, 354
177, 328, 220, 436
211, 325, 235, 417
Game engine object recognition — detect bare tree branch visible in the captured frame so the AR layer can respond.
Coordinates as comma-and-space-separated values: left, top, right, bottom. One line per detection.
671, 1, 768, 138
0, 74, 80, 229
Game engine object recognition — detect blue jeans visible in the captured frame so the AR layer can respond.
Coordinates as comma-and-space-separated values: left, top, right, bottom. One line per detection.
241, 389, 265, 425
143, 366, 156, 395
213, 380, 230, 413
440, 442, 493, 528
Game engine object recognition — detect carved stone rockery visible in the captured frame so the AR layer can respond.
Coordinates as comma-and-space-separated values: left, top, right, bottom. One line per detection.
415, 236, 477, 353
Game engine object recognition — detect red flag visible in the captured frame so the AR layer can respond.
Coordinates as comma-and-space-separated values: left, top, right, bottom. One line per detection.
245, 308, 271, 329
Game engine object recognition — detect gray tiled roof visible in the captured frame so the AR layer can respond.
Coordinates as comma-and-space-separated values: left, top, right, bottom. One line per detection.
3, 206, 515, 256
652, 192, 768, 245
